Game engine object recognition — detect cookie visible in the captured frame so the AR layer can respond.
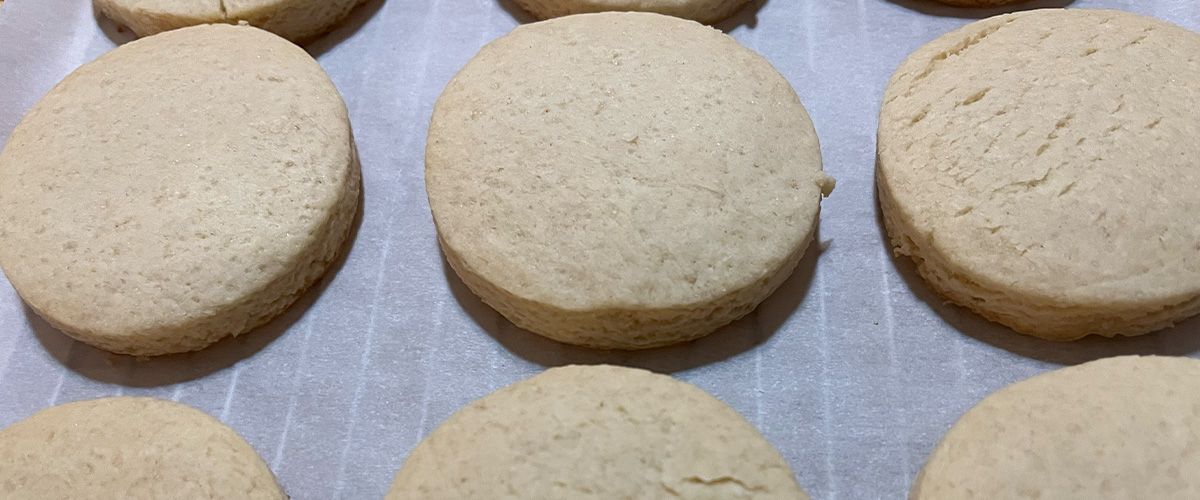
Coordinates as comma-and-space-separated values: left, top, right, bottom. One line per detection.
0, 24, 360, 356
0, 397, 284, 498
388, 365, 807, 499
513, 0, 750, 24
877, 9, 1200, 340
913, 356, 1200, 499
94, 0, 366, 42
427, 12, 832, 349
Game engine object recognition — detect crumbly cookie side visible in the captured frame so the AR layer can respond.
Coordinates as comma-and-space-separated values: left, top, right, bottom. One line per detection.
513, 0, 751, 24
94, 0, 367, 42
438, 204, 819, 349
878, 167, 1200, 340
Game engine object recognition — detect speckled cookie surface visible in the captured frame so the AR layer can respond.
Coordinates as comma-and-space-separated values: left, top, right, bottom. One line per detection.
428, 12, 831, 349
0, 397, 284, 499
877, 9, 1200, 340
0, 24, 360, 356
94, 0, 366, 42
913, 356, 1200, 499
513, 0, 750, 24
387, 365, 807, 499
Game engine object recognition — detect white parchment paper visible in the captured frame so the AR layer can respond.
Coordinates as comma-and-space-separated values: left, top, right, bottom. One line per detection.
1, 0, 1198, 498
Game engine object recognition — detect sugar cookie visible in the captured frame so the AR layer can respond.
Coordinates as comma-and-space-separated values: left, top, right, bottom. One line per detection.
428, 12, 831, 349
0, 24, 360, 355
388, 365, 807, 499
0, 397, 284, 499
913, 356, 1200, 499
878, 9, 1200, 340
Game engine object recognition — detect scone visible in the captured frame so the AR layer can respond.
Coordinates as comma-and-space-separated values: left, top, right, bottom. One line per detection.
877, 9, 1200, 340
388, 365, 808, 499
513, 0, 750, 24
427, 12, 832, 349
94, 0, 367, 42
0, 397, 284, 499
0, 24, 360, 356
913, 356, 1200, 499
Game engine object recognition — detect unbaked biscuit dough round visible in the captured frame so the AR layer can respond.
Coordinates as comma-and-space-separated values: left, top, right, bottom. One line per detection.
428, 12, 831, 349
913, 356, 1200, 499
877, 9, 1200, 340
0, 397, 284, 499
388, 365, 808, 499
0, 24, 360, 356
514, 0, 750, 24
95, 0, 367, 42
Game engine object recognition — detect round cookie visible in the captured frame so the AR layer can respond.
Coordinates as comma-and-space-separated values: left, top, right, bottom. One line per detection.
513, 0, 750, 24
913, 356, 1200, 499
388, 365, 807, 499
427, 12, 832, 349
877, 9, 1200, 340
95, 0, 366, 43
0, 24, 360, 356
0, 397, 284, 498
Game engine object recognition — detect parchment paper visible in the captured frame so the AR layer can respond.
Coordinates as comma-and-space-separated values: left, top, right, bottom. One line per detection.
1, 0, 1198, 498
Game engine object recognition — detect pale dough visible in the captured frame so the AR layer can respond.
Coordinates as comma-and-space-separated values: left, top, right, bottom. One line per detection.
94, 0, 367, 42
427, 12, 832, 349
388, 365, 808, 499
0, 397, 284, 499
0, 24, 360, 356
513, 0, 750, 24
877, 9, 1200, 340
913, 356, 1200, 499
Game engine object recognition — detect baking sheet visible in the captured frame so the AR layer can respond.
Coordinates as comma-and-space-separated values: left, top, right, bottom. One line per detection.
1, 0, 1198, 498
